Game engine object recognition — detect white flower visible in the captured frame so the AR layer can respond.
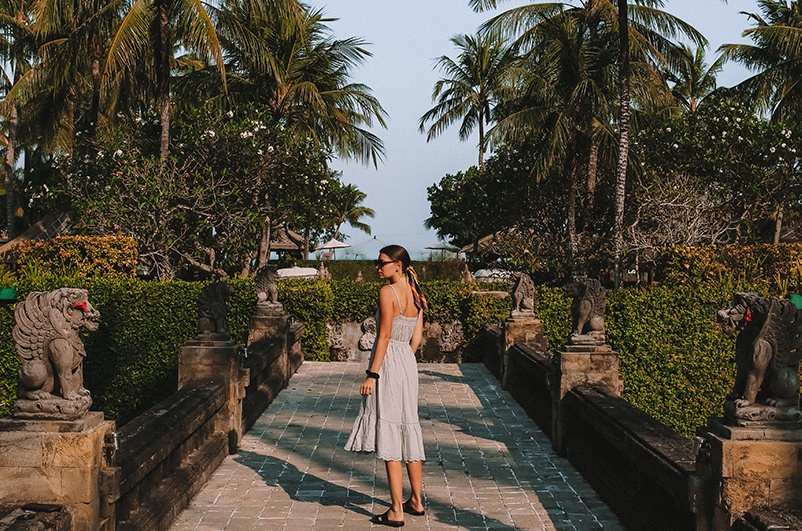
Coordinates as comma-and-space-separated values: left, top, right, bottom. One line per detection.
257, 149, 263, 155
770, 147, 776, 153
240, 131, 253, 138
114, 149, 123, 158
206, 130, 216, 138
226, 110, 234, 118
782, 143, 787, 148
267, 146, 275, 153
666, 127, 672, 132
97, 151, 104, 159
672, 143, 679, 149
738, 136, 743, 141
736, 117, 742, 122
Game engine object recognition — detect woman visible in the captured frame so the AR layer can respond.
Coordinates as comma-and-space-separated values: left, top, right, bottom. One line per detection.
344, 244, 427, 527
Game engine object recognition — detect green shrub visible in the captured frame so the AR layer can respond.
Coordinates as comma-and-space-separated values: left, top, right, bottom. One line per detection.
279, 279, 334, 361
606, 284, 743, 437
10, 236, 138, 279
658, 243, 802, 292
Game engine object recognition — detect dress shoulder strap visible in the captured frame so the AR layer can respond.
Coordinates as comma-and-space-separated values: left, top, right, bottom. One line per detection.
389, 284, 403, 314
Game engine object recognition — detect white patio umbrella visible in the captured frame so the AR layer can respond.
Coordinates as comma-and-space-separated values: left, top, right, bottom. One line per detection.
425, 241, 460, 259
317, 238, 351, 259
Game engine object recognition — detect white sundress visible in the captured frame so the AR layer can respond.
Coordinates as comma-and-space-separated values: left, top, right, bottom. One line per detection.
344, 285, 426, 462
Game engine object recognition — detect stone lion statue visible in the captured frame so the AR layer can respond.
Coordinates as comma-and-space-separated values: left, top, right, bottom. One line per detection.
716, 292, 802, 423
198, 281, 231, 339
13, 288, 100, 419
511, 273, 535, 316
255, 265, 279, 304
563, 276, 606, 343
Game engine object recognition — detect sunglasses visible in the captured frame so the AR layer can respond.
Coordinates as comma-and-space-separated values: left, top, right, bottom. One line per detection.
374, 259, 398, 267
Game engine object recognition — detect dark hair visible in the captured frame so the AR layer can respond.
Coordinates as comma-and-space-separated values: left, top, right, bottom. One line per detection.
379, 245, 411, 271
379, 244, 428, 311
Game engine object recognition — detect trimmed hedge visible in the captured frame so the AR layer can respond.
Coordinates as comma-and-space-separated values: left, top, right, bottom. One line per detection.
0, 273, 775, 438
291, 259, 469, 281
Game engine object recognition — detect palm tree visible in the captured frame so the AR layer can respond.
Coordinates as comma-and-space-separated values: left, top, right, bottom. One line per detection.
719, 0, 802, 121
667, 44, 723, 113
198, 2, 388, 166
329, 183, 374, 242
0, 0, 36, 239
470, 0, 705, 283
418, 32, 516, 167
104, 0, 226, 160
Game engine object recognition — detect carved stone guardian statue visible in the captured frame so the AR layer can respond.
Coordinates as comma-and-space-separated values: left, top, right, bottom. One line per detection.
198, 281, 231, 340
13, 288, 101, 420
716, 292, 802, 424
511, 272, 535, 318
563, 276, 606, 345
255, 265, 284, 316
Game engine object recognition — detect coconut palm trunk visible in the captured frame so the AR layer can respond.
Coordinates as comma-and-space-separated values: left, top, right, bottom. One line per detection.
4, 101, 18, 239
613, 0, 631, 289
156, 0, 171, 161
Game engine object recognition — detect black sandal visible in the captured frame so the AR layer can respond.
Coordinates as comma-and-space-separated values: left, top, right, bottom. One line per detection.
370, 510, 405, 527
403, 500, 425, 516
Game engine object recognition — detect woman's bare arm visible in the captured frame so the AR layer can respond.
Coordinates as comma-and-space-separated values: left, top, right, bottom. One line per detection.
409, 309, 424, 352
360, 286, 396, 395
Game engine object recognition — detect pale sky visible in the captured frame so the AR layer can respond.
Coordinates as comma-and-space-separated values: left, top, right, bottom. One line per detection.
322, 0, 762, 259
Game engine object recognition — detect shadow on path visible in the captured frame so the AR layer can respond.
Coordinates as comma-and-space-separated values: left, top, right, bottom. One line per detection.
234, 450, 374, 517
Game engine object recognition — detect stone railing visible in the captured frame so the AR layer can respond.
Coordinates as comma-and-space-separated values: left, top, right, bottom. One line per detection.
110, 385, 228, 531
0, 302, 304, 531
483, 322, 802, 531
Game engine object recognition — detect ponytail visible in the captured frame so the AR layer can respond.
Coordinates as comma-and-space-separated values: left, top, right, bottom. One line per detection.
406, 266, 429, 312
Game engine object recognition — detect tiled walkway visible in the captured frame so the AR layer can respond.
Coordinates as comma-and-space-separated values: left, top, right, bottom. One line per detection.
170, 362, 624, 530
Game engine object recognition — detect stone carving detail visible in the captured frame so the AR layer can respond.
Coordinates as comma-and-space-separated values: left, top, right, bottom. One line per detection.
198, 281, 231, 340
358, 317, 376, 350
13, 288, 100, 419
255, 265, 284, 315
511, 273, 535, 317
327, 322, 345, 349
716, 292, 802, 424
317, 262, 331, 280
563, 276, 606, 344
440, 321, 464, 352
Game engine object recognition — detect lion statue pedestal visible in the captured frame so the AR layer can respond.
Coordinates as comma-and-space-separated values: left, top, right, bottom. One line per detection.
692, 291, 802, 527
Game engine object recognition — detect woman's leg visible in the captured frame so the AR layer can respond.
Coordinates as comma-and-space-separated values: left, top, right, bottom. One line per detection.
405, 460, 424, 512
384, 460, 404, 521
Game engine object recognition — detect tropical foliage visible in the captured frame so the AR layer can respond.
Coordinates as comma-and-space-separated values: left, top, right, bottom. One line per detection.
0, 0, 383, 276
423, 0, 802, 284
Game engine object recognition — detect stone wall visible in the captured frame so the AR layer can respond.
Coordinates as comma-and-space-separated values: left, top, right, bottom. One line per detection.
326, 318, 465, 363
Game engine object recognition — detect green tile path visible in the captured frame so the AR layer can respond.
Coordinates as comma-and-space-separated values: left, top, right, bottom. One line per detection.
169, 362, 624, 530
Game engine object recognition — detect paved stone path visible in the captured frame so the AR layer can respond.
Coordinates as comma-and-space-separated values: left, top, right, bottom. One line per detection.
170, 362, 624, 530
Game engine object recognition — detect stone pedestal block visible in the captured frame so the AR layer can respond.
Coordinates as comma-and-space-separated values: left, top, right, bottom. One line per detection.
502, 316, 548, 388
697, 418, 802, 529
551, 343, 623, 454
178, 339, 249, 452
0, 412, 115, 530
248, 313, 290, 381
